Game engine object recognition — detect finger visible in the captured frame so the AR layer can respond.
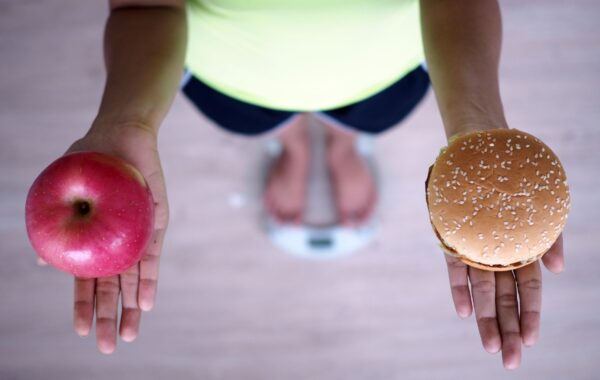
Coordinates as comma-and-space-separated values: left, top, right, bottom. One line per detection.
495, 271, 522, 370
542, 234, 564, 273
73, 277, 95, 336
119, 263, 142, 342
37, 257, 48, 266
138, 170, 169, 311
515, 261, 542, 346
444, 254, 472, 318
469, 267, 501, 353
138, 228, 166, 311
95, 276, 120, 354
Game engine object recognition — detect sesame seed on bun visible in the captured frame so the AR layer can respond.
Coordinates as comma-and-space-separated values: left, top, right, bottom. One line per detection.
426, 128, 570, 271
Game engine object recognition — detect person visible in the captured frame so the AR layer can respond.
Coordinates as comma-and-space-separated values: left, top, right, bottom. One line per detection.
60, 0, 565, 369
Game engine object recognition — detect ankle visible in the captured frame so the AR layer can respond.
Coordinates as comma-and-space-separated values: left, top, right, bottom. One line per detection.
277, 117, 309, 151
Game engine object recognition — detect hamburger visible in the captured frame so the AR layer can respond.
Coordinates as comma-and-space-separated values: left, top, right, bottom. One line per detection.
426, 128, 570, 271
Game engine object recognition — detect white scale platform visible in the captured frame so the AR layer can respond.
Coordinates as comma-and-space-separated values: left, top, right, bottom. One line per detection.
263, 120, 378, 259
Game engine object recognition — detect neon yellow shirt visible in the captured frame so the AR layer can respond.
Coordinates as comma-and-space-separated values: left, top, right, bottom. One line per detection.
185, 0, 424, 111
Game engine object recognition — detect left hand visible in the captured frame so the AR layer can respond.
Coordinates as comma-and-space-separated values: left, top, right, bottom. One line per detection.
66, 123, 169, 353
444, 234, 564, 369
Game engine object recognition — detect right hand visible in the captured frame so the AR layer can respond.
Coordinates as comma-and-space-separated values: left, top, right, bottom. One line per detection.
65, 122, 169, 353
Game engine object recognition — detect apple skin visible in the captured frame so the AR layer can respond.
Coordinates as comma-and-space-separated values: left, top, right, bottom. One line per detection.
25, 152, 154, 278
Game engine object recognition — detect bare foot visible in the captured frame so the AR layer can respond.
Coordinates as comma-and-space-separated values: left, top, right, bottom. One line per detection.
325, 124, 377, 226
264, 115, 310, 224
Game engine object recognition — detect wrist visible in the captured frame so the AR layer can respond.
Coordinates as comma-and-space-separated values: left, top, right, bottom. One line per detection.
73, 120, 159, 157
87, 119, 159, 142
445, 120, 508, 142
443, 111, 508, 142
433, 85, 508, 141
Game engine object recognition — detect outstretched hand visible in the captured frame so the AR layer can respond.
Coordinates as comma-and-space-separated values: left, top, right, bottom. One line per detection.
444, 234, 564, 369
63, 123, 169, 353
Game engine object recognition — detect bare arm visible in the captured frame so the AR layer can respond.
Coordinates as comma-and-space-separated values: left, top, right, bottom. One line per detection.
420, 0, 565, 369
69, 0, 186, 354
91, 0, 187, 135
420, 0, 508, 140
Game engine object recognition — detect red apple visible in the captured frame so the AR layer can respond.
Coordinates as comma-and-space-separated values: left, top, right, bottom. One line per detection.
25, 151, 154, 278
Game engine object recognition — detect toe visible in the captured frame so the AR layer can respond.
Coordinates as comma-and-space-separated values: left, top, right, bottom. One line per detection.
264, 192, 287, 224
359, 189, 377, 222
287, 211, 303, 225
263, 191, 277, 219
274, 206, 288, 224
340, 209, 360, 227
340, 190, 377, 227
337, 197, 359, 226
268, 193, 302, 224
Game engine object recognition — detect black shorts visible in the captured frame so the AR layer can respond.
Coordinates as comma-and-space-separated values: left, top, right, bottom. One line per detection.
182, 65, 429, 136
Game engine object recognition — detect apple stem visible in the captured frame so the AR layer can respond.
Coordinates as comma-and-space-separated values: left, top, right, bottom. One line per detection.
74, 200, 91, 217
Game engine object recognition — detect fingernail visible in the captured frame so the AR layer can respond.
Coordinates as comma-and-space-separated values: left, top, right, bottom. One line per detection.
457, 309, 470, 319
98, 343, 116, 355
484, 340, 501, 354
139, 300, 154, 312
504, 362, 519, 370
550, 260, 564, 273
504, 356, 521, 370
75, 326, 90, 337
121, 332, 137, 343
523, 334, 537, 347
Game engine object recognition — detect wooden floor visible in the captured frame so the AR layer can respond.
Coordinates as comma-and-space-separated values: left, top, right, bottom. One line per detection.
1, 1, 599, 379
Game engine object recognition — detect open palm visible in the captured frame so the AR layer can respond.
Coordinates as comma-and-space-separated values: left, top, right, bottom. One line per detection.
60, 123, 169, 353
444, 234, 564, 369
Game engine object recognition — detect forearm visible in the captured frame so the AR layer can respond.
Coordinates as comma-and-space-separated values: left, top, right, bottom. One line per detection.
420, 0, 508, 140
90, 5, 187, 138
